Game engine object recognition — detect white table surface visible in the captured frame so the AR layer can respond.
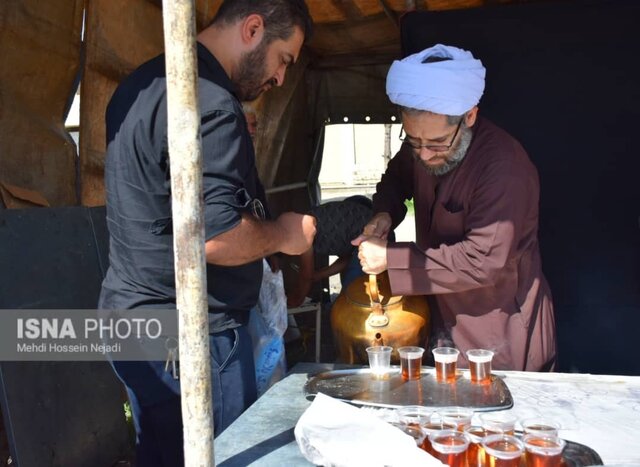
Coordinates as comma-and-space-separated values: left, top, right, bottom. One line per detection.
214, 363, 640, 466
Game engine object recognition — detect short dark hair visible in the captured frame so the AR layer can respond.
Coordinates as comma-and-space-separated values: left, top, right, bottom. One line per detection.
211, 0, 313, 44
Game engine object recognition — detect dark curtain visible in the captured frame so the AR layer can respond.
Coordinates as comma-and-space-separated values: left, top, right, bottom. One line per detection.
400, 0, 640, 375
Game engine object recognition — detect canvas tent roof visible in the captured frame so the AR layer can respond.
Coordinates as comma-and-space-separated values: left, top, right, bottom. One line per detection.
0, 0, 545, 207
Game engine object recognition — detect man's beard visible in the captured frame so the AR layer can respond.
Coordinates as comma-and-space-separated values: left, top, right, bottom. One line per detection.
418, 126, 473, 176
234, 40, 274, 102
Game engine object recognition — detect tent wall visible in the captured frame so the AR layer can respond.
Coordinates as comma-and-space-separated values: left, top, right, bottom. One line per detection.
78, 0, 317, 210
0, 207, 132, 467
0, 0, 83, 206
80, 0, 165, 206
308, 63, 395, 126
400, 0, 640, 375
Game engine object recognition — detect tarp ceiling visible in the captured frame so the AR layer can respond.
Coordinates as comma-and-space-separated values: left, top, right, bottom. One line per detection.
0, 0, 561, 207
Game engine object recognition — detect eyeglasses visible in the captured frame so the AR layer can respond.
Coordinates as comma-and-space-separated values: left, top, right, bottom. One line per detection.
399, 117, 464, 153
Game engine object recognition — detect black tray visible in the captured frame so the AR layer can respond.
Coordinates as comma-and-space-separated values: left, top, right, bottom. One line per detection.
304, 366, 513, 411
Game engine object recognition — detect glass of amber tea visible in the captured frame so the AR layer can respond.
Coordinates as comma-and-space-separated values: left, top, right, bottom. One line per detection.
520, 418, 561, 437
396, 423, 426, 447
466, 349, 494, 384
464, 425, 489, 467
432, 347, 460, 383
396, 405, 433, 432
523, 434, 565, 467
438, 407, 474, 431
480, 411, 517, 435
420, 419, 458, 455
482, 434, 524, 467
429, 429, 470, 467
398, 346, 424, 381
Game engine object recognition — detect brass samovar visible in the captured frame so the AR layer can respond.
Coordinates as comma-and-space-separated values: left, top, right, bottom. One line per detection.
330, 272, 430, 364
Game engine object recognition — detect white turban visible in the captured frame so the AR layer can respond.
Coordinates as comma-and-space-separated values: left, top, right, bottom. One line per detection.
386, 44, 486, 115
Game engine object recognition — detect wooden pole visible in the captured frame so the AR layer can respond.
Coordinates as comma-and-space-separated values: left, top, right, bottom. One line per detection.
383, 123, 392, 166
161, 0, 214, 465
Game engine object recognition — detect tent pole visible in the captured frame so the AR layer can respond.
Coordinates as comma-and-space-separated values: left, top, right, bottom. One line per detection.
162, 0, 214, 465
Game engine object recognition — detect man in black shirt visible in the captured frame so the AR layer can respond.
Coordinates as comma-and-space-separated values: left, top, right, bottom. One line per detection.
99, 1, 315, 465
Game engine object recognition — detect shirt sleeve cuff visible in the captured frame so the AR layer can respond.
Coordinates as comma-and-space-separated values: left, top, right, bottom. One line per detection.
203, 202, 241, 241
387, 241, 414, 269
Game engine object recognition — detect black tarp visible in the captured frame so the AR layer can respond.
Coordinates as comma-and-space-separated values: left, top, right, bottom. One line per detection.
399, 0, 640, 375
0, 207, 131, 467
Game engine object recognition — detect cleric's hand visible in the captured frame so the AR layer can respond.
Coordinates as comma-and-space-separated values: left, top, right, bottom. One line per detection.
357, 236, 388, 275
351, 212, 392, 246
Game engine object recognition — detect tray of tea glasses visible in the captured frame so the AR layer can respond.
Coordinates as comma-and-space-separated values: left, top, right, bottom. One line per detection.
380, 412, 602, 467
410, 427, 602, 467
304, 366, 513, 411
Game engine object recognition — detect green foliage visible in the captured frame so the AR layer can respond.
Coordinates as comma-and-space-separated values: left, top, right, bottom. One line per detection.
404, 198, 414, 215
124, 401, 132, 422
124, 401, 136, 442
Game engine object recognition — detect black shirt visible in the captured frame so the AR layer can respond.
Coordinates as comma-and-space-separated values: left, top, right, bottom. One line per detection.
99, 43, 266, 332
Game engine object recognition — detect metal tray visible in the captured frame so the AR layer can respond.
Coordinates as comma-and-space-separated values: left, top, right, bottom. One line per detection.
304, 366, 513, 411
554, 437, 603, 466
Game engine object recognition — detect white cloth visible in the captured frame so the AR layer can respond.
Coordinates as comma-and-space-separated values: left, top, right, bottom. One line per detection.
386, 43, 486, 115
294, 393, 445, 467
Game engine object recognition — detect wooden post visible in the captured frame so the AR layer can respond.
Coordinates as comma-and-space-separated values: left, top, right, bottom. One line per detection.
383, 123, 392, 166
161, 0, 214, 466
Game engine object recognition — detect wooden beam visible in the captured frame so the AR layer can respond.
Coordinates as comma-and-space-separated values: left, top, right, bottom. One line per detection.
329, 0, 363, 20
311, 12, 400, 56
379, 0, 399, 28
311, 50, 400, 69
405, 0, 418, 10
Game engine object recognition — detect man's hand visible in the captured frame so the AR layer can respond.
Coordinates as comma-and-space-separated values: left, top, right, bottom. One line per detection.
351, 212, 392, 246
276, 212, 316, 255
206, 212, 315, 266
357, 236, 388, 275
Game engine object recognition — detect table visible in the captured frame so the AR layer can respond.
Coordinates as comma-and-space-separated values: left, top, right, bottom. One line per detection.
214, 363, 640, 466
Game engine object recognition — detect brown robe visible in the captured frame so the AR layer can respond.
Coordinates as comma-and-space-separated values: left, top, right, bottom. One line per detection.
374, 117, 556, 371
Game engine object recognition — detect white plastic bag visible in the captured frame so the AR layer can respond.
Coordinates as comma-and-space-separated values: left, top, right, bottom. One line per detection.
247, 259, 288, 396
256, 259, 288, 337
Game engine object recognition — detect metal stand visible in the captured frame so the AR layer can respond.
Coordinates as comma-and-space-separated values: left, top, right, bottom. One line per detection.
287, 302, 322, 362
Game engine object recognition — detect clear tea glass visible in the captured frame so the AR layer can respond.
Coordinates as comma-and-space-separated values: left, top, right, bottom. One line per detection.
480, 411, 517, 435
465, 425, 489, 467
396, 405, 433, 429
520, 418, 561, 437
420, 419, 457, 455
429, 429, 470, 467
432, 347, 460, 383
523, 434, 566, 467
398, 346, 424, 381
437, 407, 474, 431
482, 434, 524, 467
366, 345, 393, 379
466, 349, 494, 384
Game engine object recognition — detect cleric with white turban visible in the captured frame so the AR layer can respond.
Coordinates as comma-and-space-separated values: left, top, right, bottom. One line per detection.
355, 43, 557, 374
386, 44, 486, 115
